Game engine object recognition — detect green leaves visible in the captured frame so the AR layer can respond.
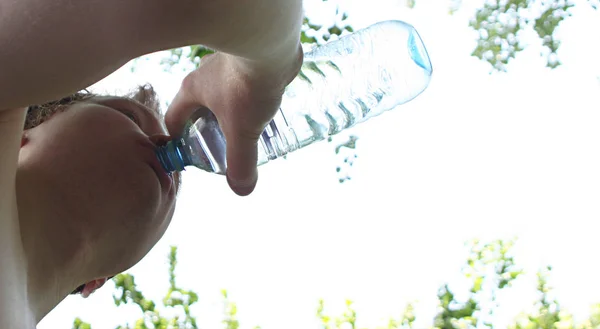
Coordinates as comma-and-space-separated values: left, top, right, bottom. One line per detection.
469, 0, 529, 72
162, 246, 199, 329
221, 289, 238, 329
112, 274, 154, 312
405, 0, 589, 71
468, 0, 578, 71
147, 0, 594, 78
433, 239, 524, 329
152, 0, 359, 184
72, 317, 93, 329
316, 299, 362, 329
316, 299, 332, 329
533, 1, 575, 69
509, 267, 565, 329
433, 284, 478, 329
88, 246, 200, 329
333, 135, 359, 184
301, 10, 353, 46
71, 239, 600, 329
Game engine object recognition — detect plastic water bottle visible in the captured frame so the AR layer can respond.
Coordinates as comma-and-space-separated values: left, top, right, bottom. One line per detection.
156, 20, 433, 174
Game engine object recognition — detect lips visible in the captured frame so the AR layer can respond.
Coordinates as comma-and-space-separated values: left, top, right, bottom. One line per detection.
150, 155, 174, 191
138, 137, 174, 191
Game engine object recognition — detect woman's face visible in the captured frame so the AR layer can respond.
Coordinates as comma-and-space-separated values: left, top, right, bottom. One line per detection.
17, 95, 179, 285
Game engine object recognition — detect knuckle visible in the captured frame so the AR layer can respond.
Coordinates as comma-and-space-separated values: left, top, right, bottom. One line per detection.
180, 72, 198, 94
242, 129, 262, 143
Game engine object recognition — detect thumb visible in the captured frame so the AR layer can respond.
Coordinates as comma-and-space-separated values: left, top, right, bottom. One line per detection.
224, 127, 261, 196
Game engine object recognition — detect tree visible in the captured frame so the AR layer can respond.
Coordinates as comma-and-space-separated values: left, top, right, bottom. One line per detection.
404, 0, 598, 71
157, 0, 598, 78
432, 239, 523, 329
73, 240, 600, 329
143, 0, 597, 183
467, 0, 575, 71
145, 0, 360, 183
71, 239, 600, 329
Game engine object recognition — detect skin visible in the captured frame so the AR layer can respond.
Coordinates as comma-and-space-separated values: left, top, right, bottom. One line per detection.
0, 0, 304, 326
18, 96, 179, 321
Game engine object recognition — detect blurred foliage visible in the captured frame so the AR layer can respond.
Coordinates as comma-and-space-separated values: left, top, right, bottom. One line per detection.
433, 238, 524, 329
221, 290, 241, 329
72, 238, 600, 329
140, 0, 598, 183
72, 318, 92, 329
405, 0, 596, 71
94, 246, 199, 329
469, 0, 575, 71
331, 135, 359, 184
156, 0, 358, 183
300, 8, 354, 45
160, 0, 598, 74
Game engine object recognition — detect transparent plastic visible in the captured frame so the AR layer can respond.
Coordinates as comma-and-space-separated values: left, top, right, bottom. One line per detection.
156, 20, 433, 174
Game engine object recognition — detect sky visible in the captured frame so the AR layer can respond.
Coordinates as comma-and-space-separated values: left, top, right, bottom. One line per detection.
38, 1, 600, 329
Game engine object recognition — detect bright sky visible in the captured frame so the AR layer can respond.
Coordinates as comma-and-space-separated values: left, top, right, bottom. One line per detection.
39, 1, 600, 329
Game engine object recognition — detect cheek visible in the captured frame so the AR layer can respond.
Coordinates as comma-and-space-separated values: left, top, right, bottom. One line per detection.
19, 107, 175, 275
22, 114, 163, 229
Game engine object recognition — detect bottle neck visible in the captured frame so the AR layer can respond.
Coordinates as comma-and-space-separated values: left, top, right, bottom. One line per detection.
155, 140, 186, 173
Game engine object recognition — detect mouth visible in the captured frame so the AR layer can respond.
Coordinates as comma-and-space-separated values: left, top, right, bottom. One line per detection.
138, 138, 174, 192
149, 155, 174, 191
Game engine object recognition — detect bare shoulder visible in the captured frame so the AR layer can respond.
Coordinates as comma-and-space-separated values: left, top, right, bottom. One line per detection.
0, 107, 35, 329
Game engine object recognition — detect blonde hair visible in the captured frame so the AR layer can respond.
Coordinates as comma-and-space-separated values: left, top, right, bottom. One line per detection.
25, 84, 161, 129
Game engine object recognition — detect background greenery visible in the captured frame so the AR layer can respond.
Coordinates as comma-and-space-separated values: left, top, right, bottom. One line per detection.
152, 0, 596, 183
73, 1, 598, 328
72, 239, 600, 329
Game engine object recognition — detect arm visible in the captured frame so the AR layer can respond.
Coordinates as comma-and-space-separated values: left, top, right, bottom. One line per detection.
0, 107, 35, 329
0, 0, 303, 109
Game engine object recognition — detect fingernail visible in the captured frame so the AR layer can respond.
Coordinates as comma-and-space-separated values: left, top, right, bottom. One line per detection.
226, 173, 257, 197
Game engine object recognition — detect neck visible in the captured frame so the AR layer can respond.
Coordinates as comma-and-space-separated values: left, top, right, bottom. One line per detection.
27, 269, 62, 323
0, 191, 38, 327
17, 194, 89, 323
21, 221, 81, 323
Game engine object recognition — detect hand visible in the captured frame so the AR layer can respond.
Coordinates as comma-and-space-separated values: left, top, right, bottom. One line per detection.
165, 47, 303, 196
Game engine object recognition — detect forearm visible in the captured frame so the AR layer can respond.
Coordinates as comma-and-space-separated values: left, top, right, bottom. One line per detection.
170, 0, 304, 66
0, 0, 303, 109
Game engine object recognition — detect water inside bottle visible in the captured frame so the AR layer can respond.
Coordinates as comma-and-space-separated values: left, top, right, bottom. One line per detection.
275, 25, 432, 156
158, 20, 433, 175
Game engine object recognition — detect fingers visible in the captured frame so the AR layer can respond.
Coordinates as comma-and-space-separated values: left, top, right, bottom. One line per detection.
164, 73, 203, 138
163, 52, 287, 197
165, 66, 261, 196
224, 129, 260, 196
